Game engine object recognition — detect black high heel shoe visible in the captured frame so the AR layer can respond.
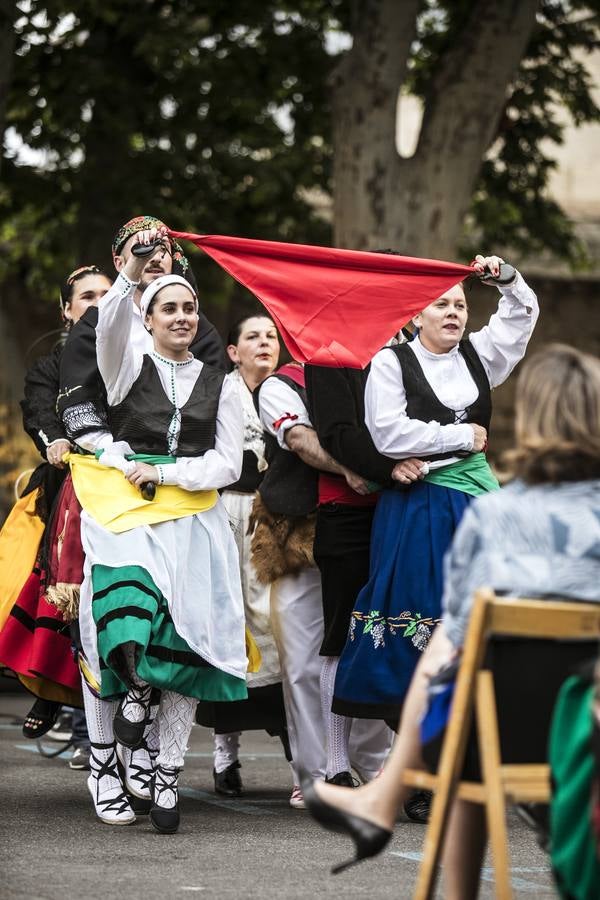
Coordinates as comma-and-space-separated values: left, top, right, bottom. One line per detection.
301, 779, 392, 874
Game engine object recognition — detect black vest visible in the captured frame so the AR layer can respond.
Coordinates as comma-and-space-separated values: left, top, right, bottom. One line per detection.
389, 339, 491, 462
108, 355, 225, 457
227, 450, 263, 494
255, 374, 319, 517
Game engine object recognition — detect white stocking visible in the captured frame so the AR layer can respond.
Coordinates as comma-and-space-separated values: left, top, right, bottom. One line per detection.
81, 676, 125, 805
81, 675, 118, 746
144, 706, 160, 762
320, 656, 352, 779
214, 732, 241, 774
156, 690, 198, 772
121, 642, 152, 723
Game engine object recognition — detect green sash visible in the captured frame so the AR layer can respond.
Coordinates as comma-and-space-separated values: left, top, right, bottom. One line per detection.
423, 452, 499, 497
95, 451, 176, 465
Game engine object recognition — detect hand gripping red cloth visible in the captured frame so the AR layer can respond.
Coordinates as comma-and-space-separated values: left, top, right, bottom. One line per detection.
169, 231, 475, 369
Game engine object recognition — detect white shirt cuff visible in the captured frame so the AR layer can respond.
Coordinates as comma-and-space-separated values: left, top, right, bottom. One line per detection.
275, 414, 312, 450
114, 271, 139, 295
499, 271, 530, 305
158, 463, 178, 485
445, 423, 474, 452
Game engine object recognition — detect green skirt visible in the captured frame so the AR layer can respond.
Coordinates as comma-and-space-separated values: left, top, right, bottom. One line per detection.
92, 563, 247, 703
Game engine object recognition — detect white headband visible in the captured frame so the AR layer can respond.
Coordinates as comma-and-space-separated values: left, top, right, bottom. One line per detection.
139, 274, 198, 321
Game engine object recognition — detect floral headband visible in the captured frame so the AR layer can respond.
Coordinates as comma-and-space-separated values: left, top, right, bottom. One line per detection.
111, 215, 189, 275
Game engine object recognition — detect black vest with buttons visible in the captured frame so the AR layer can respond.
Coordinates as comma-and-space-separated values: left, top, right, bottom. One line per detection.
389, 339, 491, 462
255, 374, 319, 517
108, 355, 225, 457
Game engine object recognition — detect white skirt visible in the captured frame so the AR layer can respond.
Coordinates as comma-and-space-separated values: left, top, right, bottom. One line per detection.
79, 498, 247, 684
222, 490, 281, 688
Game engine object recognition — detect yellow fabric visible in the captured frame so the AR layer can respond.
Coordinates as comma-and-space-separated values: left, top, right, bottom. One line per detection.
245, 627, 262, 674
78, 654, 101, 696
17, 673, 82, 708
0, 489, 45, 632
68, 453, 218, 534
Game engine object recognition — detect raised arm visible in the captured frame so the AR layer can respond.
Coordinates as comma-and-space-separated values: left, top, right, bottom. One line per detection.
95, 273, 141, 406
96, 225, 164, 405
469, 255, 539, 388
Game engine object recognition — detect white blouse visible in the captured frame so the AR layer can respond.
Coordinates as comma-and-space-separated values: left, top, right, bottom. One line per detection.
95, 272, 243, 490
365, 272, 539, 468
258, 373, 312, 450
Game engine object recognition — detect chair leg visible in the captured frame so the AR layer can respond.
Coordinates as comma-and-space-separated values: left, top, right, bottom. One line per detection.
412, 596, 491, 900
476, 670, 512, 900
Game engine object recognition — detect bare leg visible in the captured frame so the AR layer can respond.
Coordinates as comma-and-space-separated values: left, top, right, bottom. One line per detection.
312, 624, 455, 831
441, 799, 487, 900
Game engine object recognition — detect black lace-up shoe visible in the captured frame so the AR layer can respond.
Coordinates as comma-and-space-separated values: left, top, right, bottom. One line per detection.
213, 760, 243, 797
403, 789, 432, 823
325, 771, 357, 788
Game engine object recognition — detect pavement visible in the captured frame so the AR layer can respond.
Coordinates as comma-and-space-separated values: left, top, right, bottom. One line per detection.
0, 691, 558, 900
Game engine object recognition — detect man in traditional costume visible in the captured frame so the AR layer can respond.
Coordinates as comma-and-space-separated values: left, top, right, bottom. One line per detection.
305, 364, 396, 787
253, 363, 393, 807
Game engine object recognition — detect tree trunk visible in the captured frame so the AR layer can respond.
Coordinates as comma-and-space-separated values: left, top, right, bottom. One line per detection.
331, 0, 421, 250
333, 0, 540, 258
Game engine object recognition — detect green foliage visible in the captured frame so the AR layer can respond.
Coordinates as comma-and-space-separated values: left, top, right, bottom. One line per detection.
1, 0, 342, 306
1, 0, 599, 317
411, 0, 600, 265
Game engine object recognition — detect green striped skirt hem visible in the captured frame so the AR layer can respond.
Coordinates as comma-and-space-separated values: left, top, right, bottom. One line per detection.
91, 563, 247, 702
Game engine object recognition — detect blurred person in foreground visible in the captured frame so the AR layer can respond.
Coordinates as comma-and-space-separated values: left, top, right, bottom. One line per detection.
303, 343, 600, 899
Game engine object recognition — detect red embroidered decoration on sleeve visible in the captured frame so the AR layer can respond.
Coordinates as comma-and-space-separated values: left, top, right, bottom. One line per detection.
272, 413, 299, 430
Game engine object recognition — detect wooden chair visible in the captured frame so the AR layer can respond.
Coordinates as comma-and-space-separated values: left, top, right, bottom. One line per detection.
402, 587, 600, 900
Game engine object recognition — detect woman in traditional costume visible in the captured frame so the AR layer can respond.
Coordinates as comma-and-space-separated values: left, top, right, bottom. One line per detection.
75, 227, 247, 834
0, 266, 111, 736
332, 254, 538, 725
56, 221, 226, 825
196, 314, 289, 797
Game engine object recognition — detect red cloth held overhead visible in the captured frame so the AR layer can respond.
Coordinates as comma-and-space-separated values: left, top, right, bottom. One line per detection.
169, 231, 475, 368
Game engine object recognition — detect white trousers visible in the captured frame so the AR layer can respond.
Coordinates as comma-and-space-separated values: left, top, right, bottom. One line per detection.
271, 566, 392, 782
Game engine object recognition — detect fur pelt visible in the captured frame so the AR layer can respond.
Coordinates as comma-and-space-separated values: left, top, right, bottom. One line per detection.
249, 493, 315, 584
45, 583, 80, 623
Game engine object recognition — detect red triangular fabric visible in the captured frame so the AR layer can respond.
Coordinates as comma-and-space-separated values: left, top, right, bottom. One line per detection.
169, 231, 474, 368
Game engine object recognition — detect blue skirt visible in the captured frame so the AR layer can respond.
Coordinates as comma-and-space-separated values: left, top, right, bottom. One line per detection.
332, 481, 472, 721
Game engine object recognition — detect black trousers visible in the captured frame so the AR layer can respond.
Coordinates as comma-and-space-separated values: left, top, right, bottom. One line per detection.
313, 503, 376, 656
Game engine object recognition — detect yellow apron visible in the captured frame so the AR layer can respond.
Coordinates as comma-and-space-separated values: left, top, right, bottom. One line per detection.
0, 489, 45, 631
68, 453, 218, 534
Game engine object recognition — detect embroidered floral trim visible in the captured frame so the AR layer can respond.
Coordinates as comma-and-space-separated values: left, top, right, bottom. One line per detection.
348, 610, 441, 651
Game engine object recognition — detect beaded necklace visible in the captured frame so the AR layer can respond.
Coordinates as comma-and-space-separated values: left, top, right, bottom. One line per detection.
151, 350, 193, 454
